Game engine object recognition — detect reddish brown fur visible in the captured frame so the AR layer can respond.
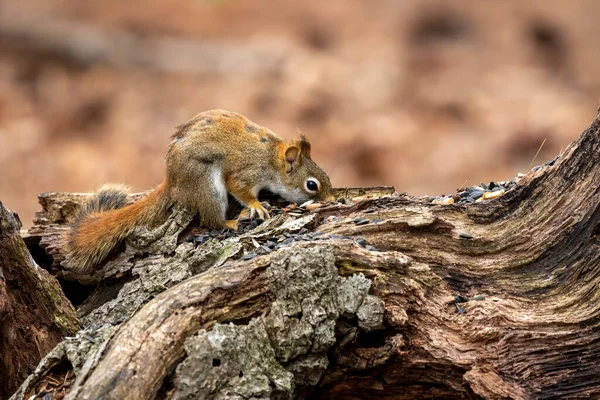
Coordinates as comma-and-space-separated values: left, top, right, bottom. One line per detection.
64, 110, 334, 277
64, 183, 170, 275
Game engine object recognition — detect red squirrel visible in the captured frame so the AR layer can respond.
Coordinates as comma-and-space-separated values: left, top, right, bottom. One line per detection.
64, 110, 335, 274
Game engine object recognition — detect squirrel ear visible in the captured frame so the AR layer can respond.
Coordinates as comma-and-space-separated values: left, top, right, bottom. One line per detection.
298, 135, 311, 159
285, 145, 301, 172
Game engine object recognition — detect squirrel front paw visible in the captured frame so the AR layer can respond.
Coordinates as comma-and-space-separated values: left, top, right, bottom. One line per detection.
247, 201, 270, 220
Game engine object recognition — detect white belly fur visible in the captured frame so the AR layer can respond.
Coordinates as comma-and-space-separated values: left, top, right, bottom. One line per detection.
210, 164, 228, 219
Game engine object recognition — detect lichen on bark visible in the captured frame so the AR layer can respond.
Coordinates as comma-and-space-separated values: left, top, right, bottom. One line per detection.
174, 321, 293, 400
172, 245, 379, 399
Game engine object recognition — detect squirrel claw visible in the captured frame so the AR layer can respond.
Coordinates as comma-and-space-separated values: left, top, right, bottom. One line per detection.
248, 203, 270, 220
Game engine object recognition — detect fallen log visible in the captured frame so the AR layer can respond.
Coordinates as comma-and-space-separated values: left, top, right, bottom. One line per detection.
7, 110, 600, 399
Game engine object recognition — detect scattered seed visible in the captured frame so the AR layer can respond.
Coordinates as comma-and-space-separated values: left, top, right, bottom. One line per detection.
468, 191, 484, 201
355, 238, 368, 247
459, 233, 473, 239
455, 295, 468, 303
545, 155, 559, 166
299, 200, 314, 208
472, 295, 485, 301
195, 235, 209, 244
455, 303, 466, 314
432, 197, 455, 205
242, 252, 257, 260
305, 203, 323, 211
483, 189, 505, 200
282, 204, 297, 212
354, 219, 370, 226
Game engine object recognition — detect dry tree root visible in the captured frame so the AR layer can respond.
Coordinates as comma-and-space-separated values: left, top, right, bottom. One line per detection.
7, 111, 600, 399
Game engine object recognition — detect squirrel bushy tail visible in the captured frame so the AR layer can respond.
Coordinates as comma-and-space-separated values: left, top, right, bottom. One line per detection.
64, 183, 169, 274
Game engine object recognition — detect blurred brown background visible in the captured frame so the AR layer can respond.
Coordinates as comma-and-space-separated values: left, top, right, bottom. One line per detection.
0, 0, 598, 227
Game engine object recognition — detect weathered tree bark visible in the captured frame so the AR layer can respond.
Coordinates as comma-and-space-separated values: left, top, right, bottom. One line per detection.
0, 202, 79, 399
8, 111, 600, 399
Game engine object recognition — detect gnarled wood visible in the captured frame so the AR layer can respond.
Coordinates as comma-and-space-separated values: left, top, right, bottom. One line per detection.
8, 113, 600, 399
0, 202, 79, 399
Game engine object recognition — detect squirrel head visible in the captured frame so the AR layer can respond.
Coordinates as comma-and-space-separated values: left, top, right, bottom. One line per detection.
277, 136, 335, 204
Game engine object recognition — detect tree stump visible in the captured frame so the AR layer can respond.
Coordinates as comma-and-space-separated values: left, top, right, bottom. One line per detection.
7, 111, 600, 399
0, 202, 79, 399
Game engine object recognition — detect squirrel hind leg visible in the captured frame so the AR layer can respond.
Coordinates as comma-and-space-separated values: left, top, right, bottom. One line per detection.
200, 164, 229, 228
172, 163, 228, 229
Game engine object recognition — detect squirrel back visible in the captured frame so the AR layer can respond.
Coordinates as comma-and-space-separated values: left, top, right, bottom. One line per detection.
63, 110, 334, 279
64, 183, 170, 275
167, 110, 335, 216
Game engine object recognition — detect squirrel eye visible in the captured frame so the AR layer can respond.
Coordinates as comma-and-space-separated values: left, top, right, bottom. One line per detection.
304, 178, 320, 194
